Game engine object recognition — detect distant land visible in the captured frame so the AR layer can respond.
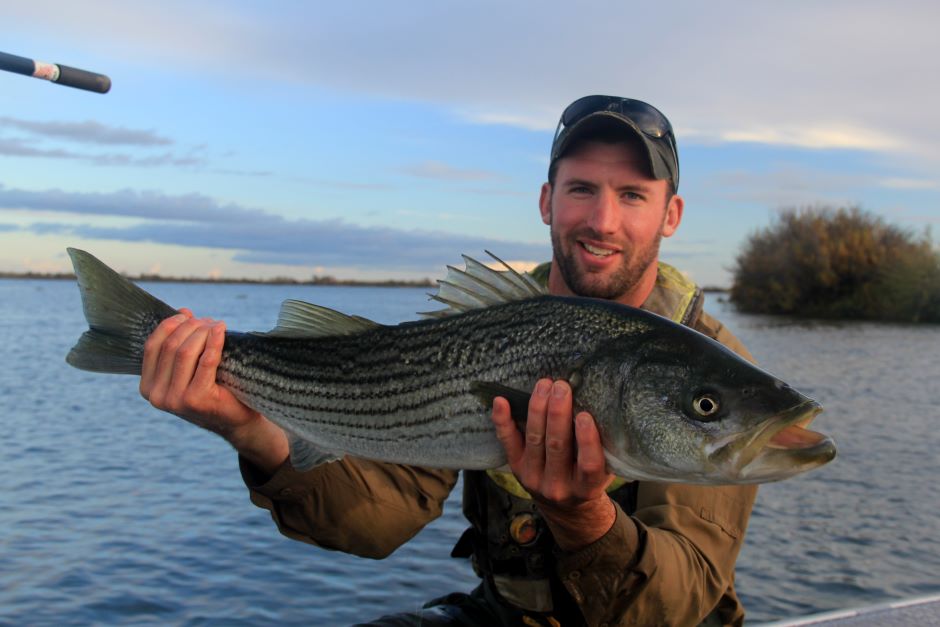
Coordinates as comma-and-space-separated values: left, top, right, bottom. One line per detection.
0, 271, 733, 292
0, 271, 436, 288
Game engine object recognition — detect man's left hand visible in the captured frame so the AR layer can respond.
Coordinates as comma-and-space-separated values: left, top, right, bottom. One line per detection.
491, 378, 616, 551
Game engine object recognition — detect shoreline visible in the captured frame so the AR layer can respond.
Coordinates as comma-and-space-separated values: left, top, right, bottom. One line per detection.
0, 271, 436, 288
1, 272, 731, 292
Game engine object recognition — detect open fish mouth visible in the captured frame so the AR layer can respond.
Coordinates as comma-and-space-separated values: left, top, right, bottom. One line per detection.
713, 400, 837, 482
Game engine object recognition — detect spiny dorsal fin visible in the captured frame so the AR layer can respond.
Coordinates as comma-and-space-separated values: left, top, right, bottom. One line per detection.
261, 299, 380, 338
419, 251, 545, 319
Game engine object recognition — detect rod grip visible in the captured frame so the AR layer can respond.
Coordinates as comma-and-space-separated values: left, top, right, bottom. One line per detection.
55, 63, 111, 94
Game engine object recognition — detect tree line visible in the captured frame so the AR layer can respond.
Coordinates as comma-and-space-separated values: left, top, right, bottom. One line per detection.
730, 206, 940, 323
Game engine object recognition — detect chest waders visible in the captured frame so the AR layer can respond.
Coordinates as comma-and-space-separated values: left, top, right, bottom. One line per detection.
449, 262, 704, 617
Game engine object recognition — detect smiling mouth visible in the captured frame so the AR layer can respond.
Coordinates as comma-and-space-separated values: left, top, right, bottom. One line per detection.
580, 242, 618, 257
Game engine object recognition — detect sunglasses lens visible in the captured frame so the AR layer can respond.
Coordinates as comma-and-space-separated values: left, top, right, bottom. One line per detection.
560, 96, 614, 126
560, 96, 671, 140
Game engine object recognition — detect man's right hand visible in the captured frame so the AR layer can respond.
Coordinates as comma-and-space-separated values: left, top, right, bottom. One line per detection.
139, 309, 289, 474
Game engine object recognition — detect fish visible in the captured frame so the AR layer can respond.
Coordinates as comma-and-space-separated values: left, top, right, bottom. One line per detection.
65, 247, 836, 484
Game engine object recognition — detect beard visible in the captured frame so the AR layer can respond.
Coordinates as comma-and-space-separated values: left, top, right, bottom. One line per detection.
550, 225, 663, 301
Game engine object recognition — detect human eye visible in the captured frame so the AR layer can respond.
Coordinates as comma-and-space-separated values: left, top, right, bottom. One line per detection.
567, 184, 593, 196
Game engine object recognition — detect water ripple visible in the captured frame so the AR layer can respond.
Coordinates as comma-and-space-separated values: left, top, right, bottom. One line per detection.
2, 281, 939, 624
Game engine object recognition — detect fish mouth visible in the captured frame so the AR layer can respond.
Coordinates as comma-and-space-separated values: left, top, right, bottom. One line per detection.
713, 400, 837, 482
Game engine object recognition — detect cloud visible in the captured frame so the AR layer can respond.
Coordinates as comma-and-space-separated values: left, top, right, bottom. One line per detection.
11, 1, 939, 164
0, 184, 549, 270
713, 126, 902, 152
879, 178, 939, 191
22, 220, 549, 271
0, 117, 172, 146
697, 168, 881, 209
399, 161, 504, 182
212, 168, 275, 178
0, 185, 260, 222
0, 136, 206, 168
290, 177, 393, 190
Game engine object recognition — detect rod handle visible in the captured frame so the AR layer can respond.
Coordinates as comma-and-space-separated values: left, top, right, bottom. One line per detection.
55, 63, 111, 94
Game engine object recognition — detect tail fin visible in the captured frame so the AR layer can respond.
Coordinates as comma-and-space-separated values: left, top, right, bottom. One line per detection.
66, 248, 178, 374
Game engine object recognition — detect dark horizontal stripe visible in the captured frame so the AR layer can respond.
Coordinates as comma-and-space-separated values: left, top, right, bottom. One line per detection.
306, 424, 494, 445
219, 347, 556, 401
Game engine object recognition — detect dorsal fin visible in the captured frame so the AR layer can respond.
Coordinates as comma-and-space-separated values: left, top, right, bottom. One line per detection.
260, 299, 380, 338
419, 251, 545, 319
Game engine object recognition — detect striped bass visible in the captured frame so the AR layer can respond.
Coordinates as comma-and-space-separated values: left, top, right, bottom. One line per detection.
65, 248, 836, 484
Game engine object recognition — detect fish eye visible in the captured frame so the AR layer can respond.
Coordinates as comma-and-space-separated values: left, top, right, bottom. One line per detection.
692, 393, 721, 419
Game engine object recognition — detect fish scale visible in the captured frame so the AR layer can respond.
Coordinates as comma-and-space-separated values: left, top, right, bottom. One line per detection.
212, 298, 637, 468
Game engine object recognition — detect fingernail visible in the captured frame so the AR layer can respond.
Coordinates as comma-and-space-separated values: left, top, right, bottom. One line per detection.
552, 381, 567, 398
536, 380, 551, 396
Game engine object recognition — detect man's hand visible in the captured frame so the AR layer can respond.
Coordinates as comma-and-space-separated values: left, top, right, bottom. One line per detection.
139, 309, 289, 474
491, 378, 616, 551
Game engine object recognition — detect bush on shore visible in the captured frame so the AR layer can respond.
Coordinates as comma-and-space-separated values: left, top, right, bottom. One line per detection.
730, 206, 940, 323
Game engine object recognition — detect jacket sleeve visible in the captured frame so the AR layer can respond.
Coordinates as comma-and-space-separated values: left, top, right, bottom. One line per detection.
240, 456, 459, 559
555, 311, 758, 627
556, 483, 756, 626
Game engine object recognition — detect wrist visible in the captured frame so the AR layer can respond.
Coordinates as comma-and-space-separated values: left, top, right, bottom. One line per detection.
538, 495, 617, 551
225, 414, 290, 475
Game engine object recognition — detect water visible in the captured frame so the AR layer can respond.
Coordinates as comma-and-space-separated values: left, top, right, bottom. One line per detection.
1, 279, 938, 625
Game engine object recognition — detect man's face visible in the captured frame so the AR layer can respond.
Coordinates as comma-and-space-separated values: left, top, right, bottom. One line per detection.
540, 140, 683, 305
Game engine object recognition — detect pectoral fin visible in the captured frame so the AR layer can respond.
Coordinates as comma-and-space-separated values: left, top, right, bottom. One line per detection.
288, 434, 340, 471
470, 381, 530, 433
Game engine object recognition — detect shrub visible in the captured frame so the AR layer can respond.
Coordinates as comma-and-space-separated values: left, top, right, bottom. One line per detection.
730, 206, 940, 322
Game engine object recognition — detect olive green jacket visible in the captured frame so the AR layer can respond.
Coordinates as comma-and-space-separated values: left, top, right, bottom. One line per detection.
240, 267, 758, 627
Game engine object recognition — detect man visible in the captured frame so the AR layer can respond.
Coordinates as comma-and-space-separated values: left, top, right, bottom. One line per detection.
140, 95, 757, 626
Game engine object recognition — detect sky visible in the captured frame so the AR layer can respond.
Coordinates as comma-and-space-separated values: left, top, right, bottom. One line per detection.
1, 0, 938, 287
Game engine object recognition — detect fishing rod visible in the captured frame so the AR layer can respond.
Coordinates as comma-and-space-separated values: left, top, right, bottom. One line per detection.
0, 50, 111, 94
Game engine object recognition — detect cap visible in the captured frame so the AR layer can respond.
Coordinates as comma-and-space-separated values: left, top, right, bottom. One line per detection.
549, 95, 679, 191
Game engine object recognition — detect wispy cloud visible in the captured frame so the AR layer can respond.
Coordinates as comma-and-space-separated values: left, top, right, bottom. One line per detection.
0, 184, 549, 270
879, 178, 939, 190
695, 167, 874, 210
0, 185, 263, 222
715, 126, 901, 152
290, 177, 394, 190
399, 161, 504, 182
458, 110, 556, 132
0, 136, 206, 168
0, 117, 172, 146
0, 137, 77, 160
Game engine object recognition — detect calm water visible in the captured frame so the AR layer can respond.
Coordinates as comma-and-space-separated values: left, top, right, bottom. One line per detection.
1, 279, 938, 625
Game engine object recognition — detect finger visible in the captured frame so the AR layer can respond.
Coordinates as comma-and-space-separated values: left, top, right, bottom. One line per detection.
574, 412, 614, 491
543, 380, 575, 486
148, 318, 205, 406
140, 313, 191, 398
189, 321, 226, 394
166, 320, 214, 400
522, 379, 552, 478
491, 396, 525, 468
